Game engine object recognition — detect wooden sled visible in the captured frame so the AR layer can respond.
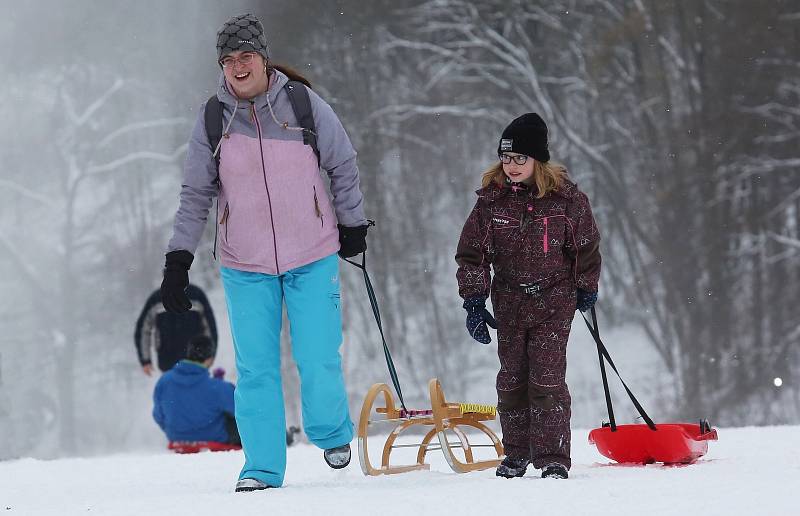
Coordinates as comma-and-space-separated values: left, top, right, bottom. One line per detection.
357, 378, 503, 475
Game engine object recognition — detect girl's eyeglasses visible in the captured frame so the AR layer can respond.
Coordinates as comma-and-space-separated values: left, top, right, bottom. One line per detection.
219, 52, 257, 68
499, 153, 529, 165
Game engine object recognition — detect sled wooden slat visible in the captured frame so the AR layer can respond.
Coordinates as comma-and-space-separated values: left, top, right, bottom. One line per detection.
357, 378, 504, 476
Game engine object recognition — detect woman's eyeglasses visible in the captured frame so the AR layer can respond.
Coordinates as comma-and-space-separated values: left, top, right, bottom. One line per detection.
499, 153, 529, 165
219, 52, 258, 68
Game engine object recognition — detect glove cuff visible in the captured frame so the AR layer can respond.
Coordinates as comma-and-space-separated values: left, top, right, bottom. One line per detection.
463, 296, 487, 311
338, 224, 369, 238
165, 250, 194, 271
576, 288, 598, 311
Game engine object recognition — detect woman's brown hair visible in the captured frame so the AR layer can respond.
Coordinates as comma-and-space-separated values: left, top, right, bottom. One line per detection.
481, 159, 567, 198
268, 62, 312, 88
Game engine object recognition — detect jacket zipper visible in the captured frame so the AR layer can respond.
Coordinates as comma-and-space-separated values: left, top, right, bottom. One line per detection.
251, 101, 280, 274
313, 185, 324, 228
521, 204, 533, 232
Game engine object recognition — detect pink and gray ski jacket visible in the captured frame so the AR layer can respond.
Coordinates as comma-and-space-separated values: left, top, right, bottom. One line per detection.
167, 70, 366, 274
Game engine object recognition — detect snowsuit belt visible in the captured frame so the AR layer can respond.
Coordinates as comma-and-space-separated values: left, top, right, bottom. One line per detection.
493, 269, 571, 297
519, 283, 542, 296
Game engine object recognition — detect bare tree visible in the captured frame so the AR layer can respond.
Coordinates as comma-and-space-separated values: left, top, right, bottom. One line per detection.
0, 65, 188, 455
378, 0, 800, 422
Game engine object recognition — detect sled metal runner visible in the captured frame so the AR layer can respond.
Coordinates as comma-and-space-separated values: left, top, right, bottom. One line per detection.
357, 378, 503, 476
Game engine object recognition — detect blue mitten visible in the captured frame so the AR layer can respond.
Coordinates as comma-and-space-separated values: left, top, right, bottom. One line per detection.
463, 296, 498, 344
576, 288, 598, 312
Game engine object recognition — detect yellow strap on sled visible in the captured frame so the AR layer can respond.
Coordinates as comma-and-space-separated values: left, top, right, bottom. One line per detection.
459, 403, 496, 416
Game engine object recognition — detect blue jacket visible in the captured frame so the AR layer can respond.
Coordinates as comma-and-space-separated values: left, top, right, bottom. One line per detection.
152, 360, 235, 442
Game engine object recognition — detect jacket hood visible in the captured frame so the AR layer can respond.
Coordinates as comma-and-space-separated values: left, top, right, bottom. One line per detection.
169, 360, 210, 386
476, 175, 578, 202
216, 69, 289, 110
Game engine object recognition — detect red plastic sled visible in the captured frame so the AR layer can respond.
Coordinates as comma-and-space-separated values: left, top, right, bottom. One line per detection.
589, 421, 718, 465
581, 309, 719, 466
168, 441, 242, 454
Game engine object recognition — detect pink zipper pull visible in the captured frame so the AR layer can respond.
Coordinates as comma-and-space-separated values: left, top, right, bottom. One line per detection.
543, 217, 549, 254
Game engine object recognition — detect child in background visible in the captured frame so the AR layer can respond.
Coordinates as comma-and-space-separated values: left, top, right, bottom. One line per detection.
455, 113, 601, 479
153, 336, 239, 446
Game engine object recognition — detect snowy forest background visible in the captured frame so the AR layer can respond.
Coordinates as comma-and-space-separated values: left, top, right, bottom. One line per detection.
1, 0, 798, 460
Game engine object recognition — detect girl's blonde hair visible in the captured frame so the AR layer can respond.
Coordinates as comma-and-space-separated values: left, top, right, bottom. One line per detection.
481, 159, 567, 198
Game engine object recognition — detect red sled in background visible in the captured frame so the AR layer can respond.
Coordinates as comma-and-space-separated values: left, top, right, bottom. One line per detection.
582, 308, 719, 465
168, 441, 242, 454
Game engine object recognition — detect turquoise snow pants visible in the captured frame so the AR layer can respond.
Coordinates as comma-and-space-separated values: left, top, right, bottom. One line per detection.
220, 253, 354, 487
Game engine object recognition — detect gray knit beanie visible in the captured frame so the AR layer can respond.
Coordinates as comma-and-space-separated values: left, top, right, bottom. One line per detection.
216, 13, 269, 61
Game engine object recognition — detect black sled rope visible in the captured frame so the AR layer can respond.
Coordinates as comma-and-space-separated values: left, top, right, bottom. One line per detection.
581, 306, 657, 431
343, 250, 408, 412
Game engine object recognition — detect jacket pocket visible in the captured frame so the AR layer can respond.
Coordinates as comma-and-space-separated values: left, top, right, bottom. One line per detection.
537, 214, 567, 262
313, 185, 324, 228
219, 203, 230, 243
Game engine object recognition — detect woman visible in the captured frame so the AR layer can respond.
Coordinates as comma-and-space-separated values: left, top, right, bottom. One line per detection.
161, 13, 369, 491
455, 113, 601, 479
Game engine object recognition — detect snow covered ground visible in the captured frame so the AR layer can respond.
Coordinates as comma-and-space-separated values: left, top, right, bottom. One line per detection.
1, 425, 796, 516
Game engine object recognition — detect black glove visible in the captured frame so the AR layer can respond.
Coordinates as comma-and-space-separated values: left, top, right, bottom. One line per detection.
160, 250, 194, 314
338, 224, 369, 258
576, 288, 598, 312
463, 296, 498, 345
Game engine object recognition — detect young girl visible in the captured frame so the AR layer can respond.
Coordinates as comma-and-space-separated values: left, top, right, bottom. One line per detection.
455, 113, 601, 479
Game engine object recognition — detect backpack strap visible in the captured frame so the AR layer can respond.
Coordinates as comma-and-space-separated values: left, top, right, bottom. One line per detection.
284, 80, 319, 162
204, 95, 223, 175
203, 95, 223, 260
205, 84, 318, 167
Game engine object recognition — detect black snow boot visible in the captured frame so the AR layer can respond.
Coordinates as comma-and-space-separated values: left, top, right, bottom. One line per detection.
323, 443, 351, 469
495, 457, 529, 478
541, 463, 569, 479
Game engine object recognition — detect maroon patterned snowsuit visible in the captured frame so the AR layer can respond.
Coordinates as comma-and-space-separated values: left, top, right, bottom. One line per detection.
455, 178, 601, 470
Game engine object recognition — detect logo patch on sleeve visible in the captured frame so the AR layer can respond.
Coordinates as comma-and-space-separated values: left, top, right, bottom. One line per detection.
500, 139, 513, 151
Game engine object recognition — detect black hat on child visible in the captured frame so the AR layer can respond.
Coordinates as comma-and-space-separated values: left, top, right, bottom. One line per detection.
216, 13, 269, 61
497, 113, 550, 163
186, 335, 215, 363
